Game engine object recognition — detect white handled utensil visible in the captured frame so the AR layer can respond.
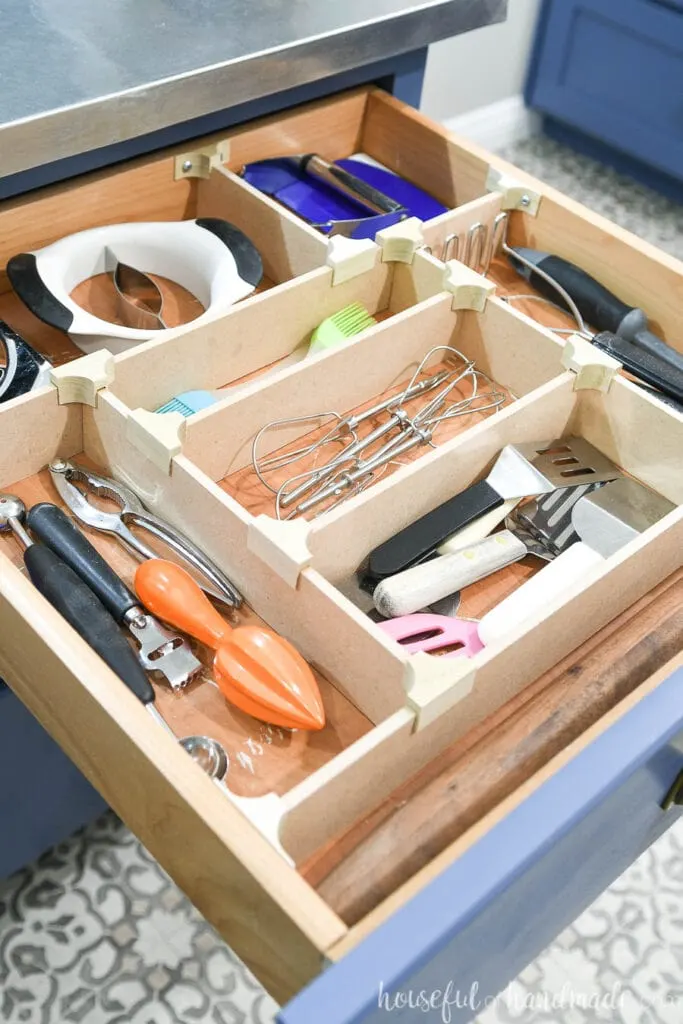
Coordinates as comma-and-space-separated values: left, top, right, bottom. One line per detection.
478, 478, 676, 646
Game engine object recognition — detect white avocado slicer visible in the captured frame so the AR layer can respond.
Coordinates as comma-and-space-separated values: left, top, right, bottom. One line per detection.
6, 218, 263, 355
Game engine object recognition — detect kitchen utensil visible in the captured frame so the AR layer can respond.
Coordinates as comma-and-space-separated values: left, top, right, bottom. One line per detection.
364, 438, 621, 586
7, 219, 263, 354
508, 248, 683, 374
377, 613, 484, 658
303, 571, 683, 924
106, 248, 167, 331
0, 321, 52, 404
478, 477, 676, 647
155, 390, 220, 416
180, 735, 229, 779
135, 558, 325, 731
254, 346, 506, 520
49, 458, 241, 608
373, 516, 558, 619
0, 492, 152, 699
26, 502, 201, 689
428, 591, 462, 617
590, 330, 683, 406
308, 302, 377, 356
154, 303, 377, 417
436, 499, 520, 555
241, 154, 445, 238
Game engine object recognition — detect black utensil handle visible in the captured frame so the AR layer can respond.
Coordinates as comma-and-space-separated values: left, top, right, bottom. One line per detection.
364, 479, 504, 584
26, 503, 137, 624
593, 332, 683, 405
530, 255, 633, 334
23, 544, 153, 705
6, 253, 75, 333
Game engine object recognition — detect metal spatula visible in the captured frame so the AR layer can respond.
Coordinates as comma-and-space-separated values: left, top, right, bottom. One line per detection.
479, 477, 676, 646
364, 437, 621, 587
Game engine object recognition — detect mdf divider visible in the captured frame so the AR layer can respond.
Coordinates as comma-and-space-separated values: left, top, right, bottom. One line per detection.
109, 258, 394, 413
198, 165, 328, 283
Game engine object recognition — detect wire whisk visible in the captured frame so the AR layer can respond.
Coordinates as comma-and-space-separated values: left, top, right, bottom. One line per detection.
252, 346, 507, 519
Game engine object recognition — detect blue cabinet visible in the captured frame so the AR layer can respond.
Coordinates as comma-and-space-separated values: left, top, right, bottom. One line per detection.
527, 0, 683, 197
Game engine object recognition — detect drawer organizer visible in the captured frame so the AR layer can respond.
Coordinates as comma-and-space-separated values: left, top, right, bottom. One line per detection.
1, 85, 683, 1006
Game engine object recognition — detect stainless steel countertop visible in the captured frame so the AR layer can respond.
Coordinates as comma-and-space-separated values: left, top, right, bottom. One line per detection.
0, 0, 505, 178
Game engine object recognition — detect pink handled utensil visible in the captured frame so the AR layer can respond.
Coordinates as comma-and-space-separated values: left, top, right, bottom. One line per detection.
377, 613, 484, 658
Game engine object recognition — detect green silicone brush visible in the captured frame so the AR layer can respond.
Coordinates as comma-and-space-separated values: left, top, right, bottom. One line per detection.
155, 303, 377, 416
308, 302, 376, 356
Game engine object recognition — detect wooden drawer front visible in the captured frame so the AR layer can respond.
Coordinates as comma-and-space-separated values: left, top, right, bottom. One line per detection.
280, 667, 683, 1023
1, 84, 683, 1018
528, 0, 683, 181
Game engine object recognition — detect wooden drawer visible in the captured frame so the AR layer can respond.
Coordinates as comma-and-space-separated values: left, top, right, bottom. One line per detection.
0, 86, 682, 1020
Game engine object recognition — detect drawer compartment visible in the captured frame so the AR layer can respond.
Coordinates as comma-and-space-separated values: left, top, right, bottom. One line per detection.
1, 84, 683, 1015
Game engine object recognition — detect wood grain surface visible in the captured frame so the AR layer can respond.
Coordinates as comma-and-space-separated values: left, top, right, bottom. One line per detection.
0, 465, 371, 800
301, 569, 683, 923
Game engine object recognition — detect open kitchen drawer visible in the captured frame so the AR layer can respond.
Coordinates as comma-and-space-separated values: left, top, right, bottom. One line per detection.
0, 85, 682, 1021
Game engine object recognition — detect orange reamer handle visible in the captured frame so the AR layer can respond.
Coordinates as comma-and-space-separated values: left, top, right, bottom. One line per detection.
135, 558, 230, 649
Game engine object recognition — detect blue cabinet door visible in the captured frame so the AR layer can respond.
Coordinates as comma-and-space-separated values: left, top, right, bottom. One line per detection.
279, 666, 683, 1023
0, 684, 107, 878
527, 0, 683, 182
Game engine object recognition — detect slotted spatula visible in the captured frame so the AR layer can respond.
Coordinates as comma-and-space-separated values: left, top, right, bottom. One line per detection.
363, 438, 621, 587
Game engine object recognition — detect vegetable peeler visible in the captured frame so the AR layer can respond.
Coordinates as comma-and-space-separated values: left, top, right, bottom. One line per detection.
25, 502, 202, 690
48, 458, 242, 608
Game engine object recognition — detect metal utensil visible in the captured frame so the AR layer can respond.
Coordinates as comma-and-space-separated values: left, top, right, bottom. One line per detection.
0, 493, 155, 700
105, 248, 167, 331
478, 477, 676, 647
49, 458, 242, 608
180, 735, 229, 780
373, 514, 557, 619
26, 502, 201, 689
364, 437, 621, 586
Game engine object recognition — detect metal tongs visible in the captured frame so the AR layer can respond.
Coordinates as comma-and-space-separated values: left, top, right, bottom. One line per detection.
49, 459, 242, 608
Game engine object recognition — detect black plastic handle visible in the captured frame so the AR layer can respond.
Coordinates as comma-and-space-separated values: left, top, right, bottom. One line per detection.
23, 544, 153, 705
26, 503, 137, 624
592, 332, 683, 405
6, 253, 74, 332
363, 479, 503, 586
519, 254, 633, 334
195, 219, 263, 287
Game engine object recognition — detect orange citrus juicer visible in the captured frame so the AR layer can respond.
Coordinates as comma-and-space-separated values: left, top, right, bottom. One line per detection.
134, 559, 325, 731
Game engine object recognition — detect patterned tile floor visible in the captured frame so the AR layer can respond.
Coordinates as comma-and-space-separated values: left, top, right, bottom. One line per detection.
1, 135, 682, 1023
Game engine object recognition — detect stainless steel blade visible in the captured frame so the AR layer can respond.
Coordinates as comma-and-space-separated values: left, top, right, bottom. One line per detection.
127, 614, 202, 689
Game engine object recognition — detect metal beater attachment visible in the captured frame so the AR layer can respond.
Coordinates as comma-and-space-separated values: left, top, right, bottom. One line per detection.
252, 346, 507, 519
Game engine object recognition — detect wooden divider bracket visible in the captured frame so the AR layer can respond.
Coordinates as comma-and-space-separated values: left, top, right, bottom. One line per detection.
376, 217, 425, 265
562, 334, 621, 392
486, 165, 542, 216
126, 409, 186, 474
247, 516, 313, 588
325, 236, 380, 285
50, 350, 115, 407
174, 140, 230, 180
443, 260, 496, 312
405, 654, 477, 730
